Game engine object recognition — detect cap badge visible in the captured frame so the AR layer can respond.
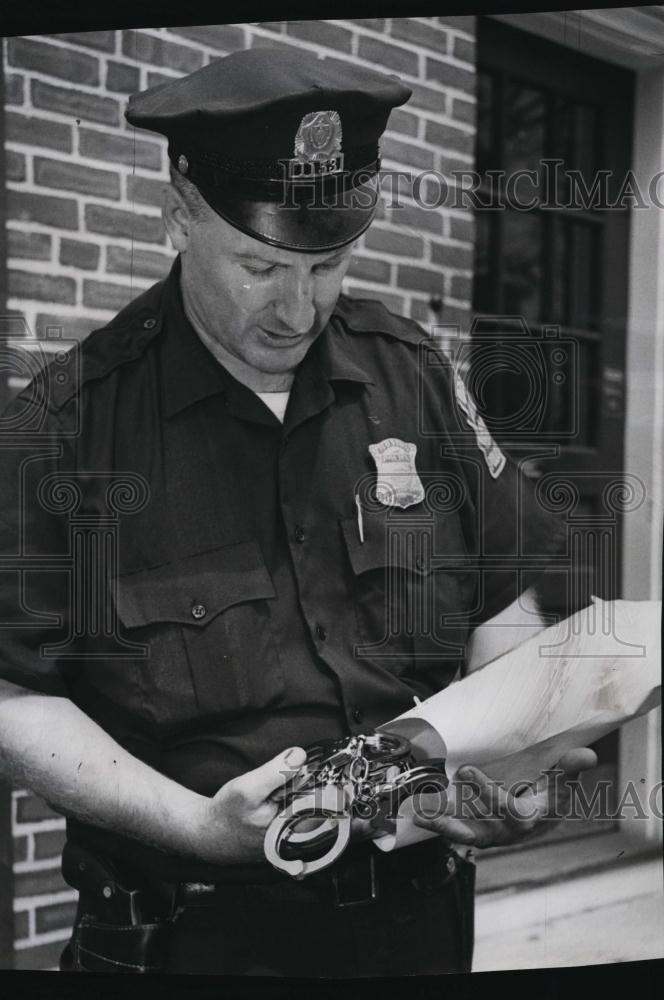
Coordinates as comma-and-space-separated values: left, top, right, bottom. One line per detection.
290, 110, 344, 180
177, 154, 189, 175
369, 438, 425, 509
453, 371, 506, 479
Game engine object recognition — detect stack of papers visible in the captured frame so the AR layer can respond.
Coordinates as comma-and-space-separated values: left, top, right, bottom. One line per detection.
374, 598, 661, 851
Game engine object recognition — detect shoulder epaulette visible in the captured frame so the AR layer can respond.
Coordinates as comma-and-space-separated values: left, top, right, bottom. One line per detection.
333, 293, 427, 347
47, 278, 167, 412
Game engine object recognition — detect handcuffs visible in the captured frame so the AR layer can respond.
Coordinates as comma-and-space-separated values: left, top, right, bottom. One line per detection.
263, 732, 447, 879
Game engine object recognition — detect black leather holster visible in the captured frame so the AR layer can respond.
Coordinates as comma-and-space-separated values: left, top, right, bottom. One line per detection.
60, 841, 179, 973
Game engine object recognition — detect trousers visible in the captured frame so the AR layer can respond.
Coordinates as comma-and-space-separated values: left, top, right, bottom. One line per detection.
60, 839, 475, 977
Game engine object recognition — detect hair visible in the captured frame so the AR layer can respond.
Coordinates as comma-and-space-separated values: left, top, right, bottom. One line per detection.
168, 164, 209, 222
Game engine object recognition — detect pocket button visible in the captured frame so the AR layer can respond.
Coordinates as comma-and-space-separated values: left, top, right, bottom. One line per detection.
191, 603, 207, 620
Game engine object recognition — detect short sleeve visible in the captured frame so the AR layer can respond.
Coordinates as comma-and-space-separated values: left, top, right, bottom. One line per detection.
0, 392, 76, 696
429, 354, 568, 626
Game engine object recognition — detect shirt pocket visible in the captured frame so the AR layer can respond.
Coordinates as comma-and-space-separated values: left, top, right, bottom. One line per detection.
114, 541, 284, 732
340, 508, 473, 686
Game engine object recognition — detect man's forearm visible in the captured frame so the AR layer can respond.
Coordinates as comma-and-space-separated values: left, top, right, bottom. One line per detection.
0, 679, 208, 861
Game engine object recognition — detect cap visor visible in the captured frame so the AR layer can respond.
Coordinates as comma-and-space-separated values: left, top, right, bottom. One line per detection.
196, 175, 380, 252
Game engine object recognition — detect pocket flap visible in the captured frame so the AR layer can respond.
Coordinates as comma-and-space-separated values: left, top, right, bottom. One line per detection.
341, 509, 470, 577
114, 541, 276, 628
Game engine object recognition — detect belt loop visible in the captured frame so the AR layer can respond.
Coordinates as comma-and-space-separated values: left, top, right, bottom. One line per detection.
332, 852, 378, 909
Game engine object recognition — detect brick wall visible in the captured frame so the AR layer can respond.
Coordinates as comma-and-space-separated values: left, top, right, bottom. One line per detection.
2, 17, 477, 969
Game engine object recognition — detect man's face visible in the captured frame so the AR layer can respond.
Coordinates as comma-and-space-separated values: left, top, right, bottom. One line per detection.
178, 202, 355, 389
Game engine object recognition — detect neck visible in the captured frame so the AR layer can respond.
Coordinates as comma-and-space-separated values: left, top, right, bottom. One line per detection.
181, 292, 294, 392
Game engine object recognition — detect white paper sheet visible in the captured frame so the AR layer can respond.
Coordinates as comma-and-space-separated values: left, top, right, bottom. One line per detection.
373, 598, 662, 852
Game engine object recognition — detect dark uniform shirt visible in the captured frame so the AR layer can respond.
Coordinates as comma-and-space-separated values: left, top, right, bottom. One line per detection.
0, 258, 564, 880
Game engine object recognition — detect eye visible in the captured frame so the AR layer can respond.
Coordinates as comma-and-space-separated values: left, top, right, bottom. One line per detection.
243, 263, 277, 276
314, 258, 344, 273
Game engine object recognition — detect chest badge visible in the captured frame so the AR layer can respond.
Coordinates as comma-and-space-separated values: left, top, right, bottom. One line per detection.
453, 372, 506, 479
369, 438, 425, 509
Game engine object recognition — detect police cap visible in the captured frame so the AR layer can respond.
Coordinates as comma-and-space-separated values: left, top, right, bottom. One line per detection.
125, 48, 412, 252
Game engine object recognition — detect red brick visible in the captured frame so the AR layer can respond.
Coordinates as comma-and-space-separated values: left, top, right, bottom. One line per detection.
33, 826, 67, 861
390, 200, 443, 236
122, 30, 204, 73
13, 834, 29, 863
390, 17, 447, 52
286, 20, 353, 53
364, 226, 424, 258
34, 158, 120, 201
52, 30, 116, 52
439, 152, 473, 178
60, 239, 101, 271
14, 910, 30, 941
354, 19, 386, 31
431, 241, 473, 270
85, 204, 165, 243
106, 245, 172, 280
450, 274, 473, 301
9, 271, 77, 305
170, 24, 246, 50
8, 191, 78, 230
146, 71, 178, 89
407, 81, 447, 115
252, 22, 285, 34
431, 304, 471, 331
344, 284, 405, 315
15, 938, 68, 972
36, 899, 77, 934
451, 96, 476, 126
106, 60, 140, 94
347, 255, 391, 284
453, 35, 476, 64
248, 34, 302, 54
6, 150, 26, 182
126, 174, 167, 208
410, 298, 432, 323
83, 280, 137, 311
13, 866, 70, 899
426, 57, 475, 93
450, 214, 475, 243
425, 118, 474, 157
79, 129, 163, 171
437, 16, 476, 33
397, 264, 445, 295
6, 112, 73, 153
358, 36, 418, 76
388, 108, 420, 139
37, 313, 98, 343
15, 794, 61, 824
8, 231, 52, 261
31, 80, 120, 127
382, 135, 435, 172
7, 37, 100, 86
6, 73, 24, 105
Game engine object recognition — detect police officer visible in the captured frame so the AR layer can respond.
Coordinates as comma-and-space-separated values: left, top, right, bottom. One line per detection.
0, 49, 596, 976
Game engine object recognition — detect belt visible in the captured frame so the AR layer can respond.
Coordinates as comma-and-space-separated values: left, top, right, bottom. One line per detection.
65, 837, 467, 922
177, 839, 465, 910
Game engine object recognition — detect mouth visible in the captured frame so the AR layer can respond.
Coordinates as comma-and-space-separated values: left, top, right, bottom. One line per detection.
259, 327, 309, 345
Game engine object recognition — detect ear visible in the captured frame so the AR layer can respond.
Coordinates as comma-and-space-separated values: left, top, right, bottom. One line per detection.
162, 184, 192, 253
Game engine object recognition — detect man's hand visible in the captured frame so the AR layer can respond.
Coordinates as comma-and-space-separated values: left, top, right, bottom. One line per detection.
194, 746, 307, 865
412, 748, 598, 849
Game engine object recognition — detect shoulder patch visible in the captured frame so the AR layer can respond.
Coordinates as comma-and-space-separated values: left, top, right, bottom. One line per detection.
453, 369, 506, 479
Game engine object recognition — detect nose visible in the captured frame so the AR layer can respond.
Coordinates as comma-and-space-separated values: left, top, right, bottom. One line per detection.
273, 271, 316, 335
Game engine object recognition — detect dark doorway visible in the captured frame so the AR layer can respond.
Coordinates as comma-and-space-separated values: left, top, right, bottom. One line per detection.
473, 16, 634, 837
